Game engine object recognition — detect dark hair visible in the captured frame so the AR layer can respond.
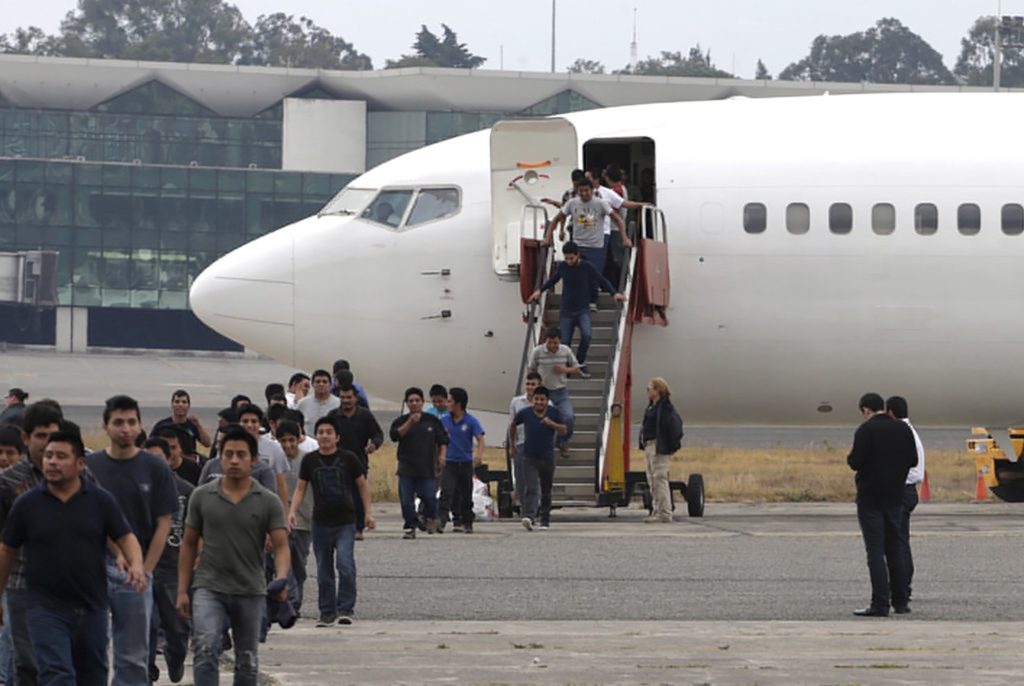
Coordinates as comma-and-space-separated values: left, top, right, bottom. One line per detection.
154, 427, 183, 443
428, 384, 447, 398
533, 386, 550, 398
275, 419, 301, 440
217, 407, 238, 423
311, 369, 332, 383
103, 395, 141, 425
545, 326, 561, 340
283, 409, 305, 426
314, 416, 339, 435
171, 389, 191, 403
449, 387, 468, 410
858, 393, 885, 413
46, 430, 85, 458
237, 404, 264, 421
229, 394, 251, 410
334, 369, 354, 386
885, 396, 909, 420
34, 398, 63, 417
288, 372, 310, 388
332, 359, 351, 374
0, 425, 25, 453
337, 384, 356, 397
264, 383, 285, 402
59, 419, 82, 440
404, 386, 424, 401
562, 241, 579, 255
605, 164, 623, 183
570, 168, 585, 184
526, 371, 542, 382
23, 403, 62, 435
143, 437, 171, 457
219, 427, 257, 459
6, 388, 27, 403
574, 176, 592, 189
267, 404, 288, 423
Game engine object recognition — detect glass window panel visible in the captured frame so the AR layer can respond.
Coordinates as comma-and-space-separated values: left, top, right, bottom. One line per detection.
72, 248, 102, 287
131, 249, 159, 289
160, 232, 187, 251
131, 230, 160, 249
1002, 204, 1024, 235
247, 173, 273, 193
407, 188, 461, 227
958, 203, 981, 235
829, 203, 853, 234
246, 195, 269, 234
42, 227, 71, 245
786, 203, 810, 235
160, 254, 189, 290
273, 174, 301, 195
158, 290, 188, 310
74, 227, 102, 247
72, 286, 102, 306
914, 203, 938, 235
76, 164, 103, 186
102, 288, 131, 307
16, 161, 44, 184
102, 165, 132, 187
134, 167, 161, 189
130, 289, 159, 308
45, 164, 72, 183
102, 249, 130, 289
189, 233, 217, 252
0, 226, 15, 247
189, 169, 217, 190
161, 167, 187, 191
217, 233, 244, 252
742, 203, 767, 234
871, 203, 896, 235
302, 173, 332, 197
218, 170, 245, 193
360, 190, 414, 228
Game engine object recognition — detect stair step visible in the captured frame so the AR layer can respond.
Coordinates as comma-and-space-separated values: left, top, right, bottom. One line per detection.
554, 465, 594, 480
551, 483, 597, 498
551, 497, 599, 508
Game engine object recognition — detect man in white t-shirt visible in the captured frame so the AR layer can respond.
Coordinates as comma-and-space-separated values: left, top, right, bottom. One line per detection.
887, 395, 924, 608
296, 369, 340, 436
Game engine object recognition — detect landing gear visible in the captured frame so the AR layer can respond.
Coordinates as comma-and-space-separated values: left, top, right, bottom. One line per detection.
625, 472, 705, 517
685, 474, 705, 518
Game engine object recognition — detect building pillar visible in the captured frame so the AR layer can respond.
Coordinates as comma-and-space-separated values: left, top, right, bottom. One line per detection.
55, 306, 88, 353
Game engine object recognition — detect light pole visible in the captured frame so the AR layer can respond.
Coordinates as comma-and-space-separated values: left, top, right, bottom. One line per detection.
551, 0, 556, 73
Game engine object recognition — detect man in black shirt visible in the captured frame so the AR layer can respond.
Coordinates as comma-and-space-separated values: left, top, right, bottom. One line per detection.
154, 427, 201, 486
390, 387, 448, 539
288, 417, 375, 627
0, 431, 145, 686
328, 385, 383, 539
152, 389, 212, 450
847, 392, 918, 617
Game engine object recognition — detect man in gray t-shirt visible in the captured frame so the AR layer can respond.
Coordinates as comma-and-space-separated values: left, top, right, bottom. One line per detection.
527, 328, 582, 453
178, 429, 289, 686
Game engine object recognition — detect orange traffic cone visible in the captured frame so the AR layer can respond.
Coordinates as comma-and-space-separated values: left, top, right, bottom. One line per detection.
918, 471, 930, 503
975, 472, 989, 501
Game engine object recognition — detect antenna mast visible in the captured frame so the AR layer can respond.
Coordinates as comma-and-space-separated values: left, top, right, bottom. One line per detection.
629, 7, 638, 69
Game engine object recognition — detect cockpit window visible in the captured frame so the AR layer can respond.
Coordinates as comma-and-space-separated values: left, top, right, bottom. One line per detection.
320, 187, 376, 216
361, 190, 414, 228
407, 188, 461, 227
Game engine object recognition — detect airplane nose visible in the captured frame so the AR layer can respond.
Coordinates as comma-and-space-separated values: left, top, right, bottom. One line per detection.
190, 226, 295, 363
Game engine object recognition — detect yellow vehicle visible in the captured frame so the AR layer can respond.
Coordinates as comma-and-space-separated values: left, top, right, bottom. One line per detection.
968, 428, 1024, 501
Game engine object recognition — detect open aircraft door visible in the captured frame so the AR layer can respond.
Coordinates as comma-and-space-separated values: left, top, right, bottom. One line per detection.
490, 118, 578, 278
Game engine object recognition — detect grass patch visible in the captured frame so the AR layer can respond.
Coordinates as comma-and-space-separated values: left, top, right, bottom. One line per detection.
512, 642, 545, 650
834, 663, 910, 669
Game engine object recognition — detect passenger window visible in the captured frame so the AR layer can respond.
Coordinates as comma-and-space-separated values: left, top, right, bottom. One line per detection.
958, 203, 981, 236
872, 203, 896, 235
786, 203, 809, 235
360, 190, 413, 228
829, 203, 852, 234
1002, 204, 1024, 235
406, 188, 461, 227
743, 203, 766, 234
914, 203, 938, 235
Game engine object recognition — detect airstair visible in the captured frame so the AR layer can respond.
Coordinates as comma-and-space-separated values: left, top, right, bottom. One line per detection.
511, 208, 673, 509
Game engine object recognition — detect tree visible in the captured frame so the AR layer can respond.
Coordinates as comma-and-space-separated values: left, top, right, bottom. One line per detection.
0, 26, 63, 55
618, 46, 734, 78
385, 24, 485, 69
567, 58, 605, 74
243, 13, 371, 69
955, 16, 1024, 87
754, 58, 771, 80
779, 18, 954, 85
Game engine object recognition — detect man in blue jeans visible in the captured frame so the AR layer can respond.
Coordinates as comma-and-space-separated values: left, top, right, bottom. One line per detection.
530, 241, 626, 377
527, 328, 584, 457
288, 417, 375, 627
177, 428, 290, 686
0, 431, 146, 686
510, 387, 567, 530
390, 387, 448, 539
87, 395, 177, 686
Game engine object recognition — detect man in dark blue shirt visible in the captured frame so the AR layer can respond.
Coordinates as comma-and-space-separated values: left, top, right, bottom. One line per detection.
0, 431, 145, 686
509, 387, 566, 531
530, 241, 625, 376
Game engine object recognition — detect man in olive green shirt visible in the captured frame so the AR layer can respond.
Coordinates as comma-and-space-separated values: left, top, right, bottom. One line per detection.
177, 428, 289, 686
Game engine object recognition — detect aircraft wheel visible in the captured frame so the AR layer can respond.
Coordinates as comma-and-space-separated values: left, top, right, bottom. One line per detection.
497, 479, 514, 519
642, 487, 653, 514
686, 474, 705, 518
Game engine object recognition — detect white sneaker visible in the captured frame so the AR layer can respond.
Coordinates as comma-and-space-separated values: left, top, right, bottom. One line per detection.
521, 517, 534, 531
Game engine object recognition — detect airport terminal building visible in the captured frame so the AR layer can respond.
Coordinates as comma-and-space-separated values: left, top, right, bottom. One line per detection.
0, 55, 982, 351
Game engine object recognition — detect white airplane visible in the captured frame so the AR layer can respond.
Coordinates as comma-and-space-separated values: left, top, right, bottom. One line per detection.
190, 92, 1024, 428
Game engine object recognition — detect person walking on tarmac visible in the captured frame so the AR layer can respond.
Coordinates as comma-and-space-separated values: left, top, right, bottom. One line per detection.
640, 378, 683, 524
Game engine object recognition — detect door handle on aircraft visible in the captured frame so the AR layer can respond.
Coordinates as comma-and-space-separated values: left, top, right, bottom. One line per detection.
420, 269, 451, 276
421, 310, 452, 320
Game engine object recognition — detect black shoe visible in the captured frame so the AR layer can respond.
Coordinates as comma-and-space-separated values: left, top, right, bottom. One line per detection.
893, 605, 911, 615
149, 665, 160, 683
464, 524, 473, 534
167, 658, 185, 684
853, 606, 889, 617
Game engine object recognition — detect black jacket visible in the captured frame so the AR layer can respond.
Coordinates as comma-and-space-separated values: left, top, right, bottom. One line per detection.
847, 413, 918, 507
640, 398, 684, 455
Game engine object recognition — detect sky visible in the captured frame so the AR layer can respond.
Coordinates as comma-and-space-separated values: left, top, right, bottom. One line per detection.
1, 0, 1019, 77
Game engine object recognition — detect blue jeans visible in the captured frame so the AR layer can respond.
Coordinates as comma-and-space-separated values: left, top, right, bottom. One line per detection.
399, 476, 437, 529
191, 588, 262, 686
560, 308, 593, 365
0, 593, 12, 683
27, 602, 109, 686
106, 559, 153, 686
856, 502, 908, 610
547, 387, 575, 445
312, 523, 357, 615
287, 529, 312, 612
150, 572, 189, 680
578, 242, 607, 301
7, 587, 38, 686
